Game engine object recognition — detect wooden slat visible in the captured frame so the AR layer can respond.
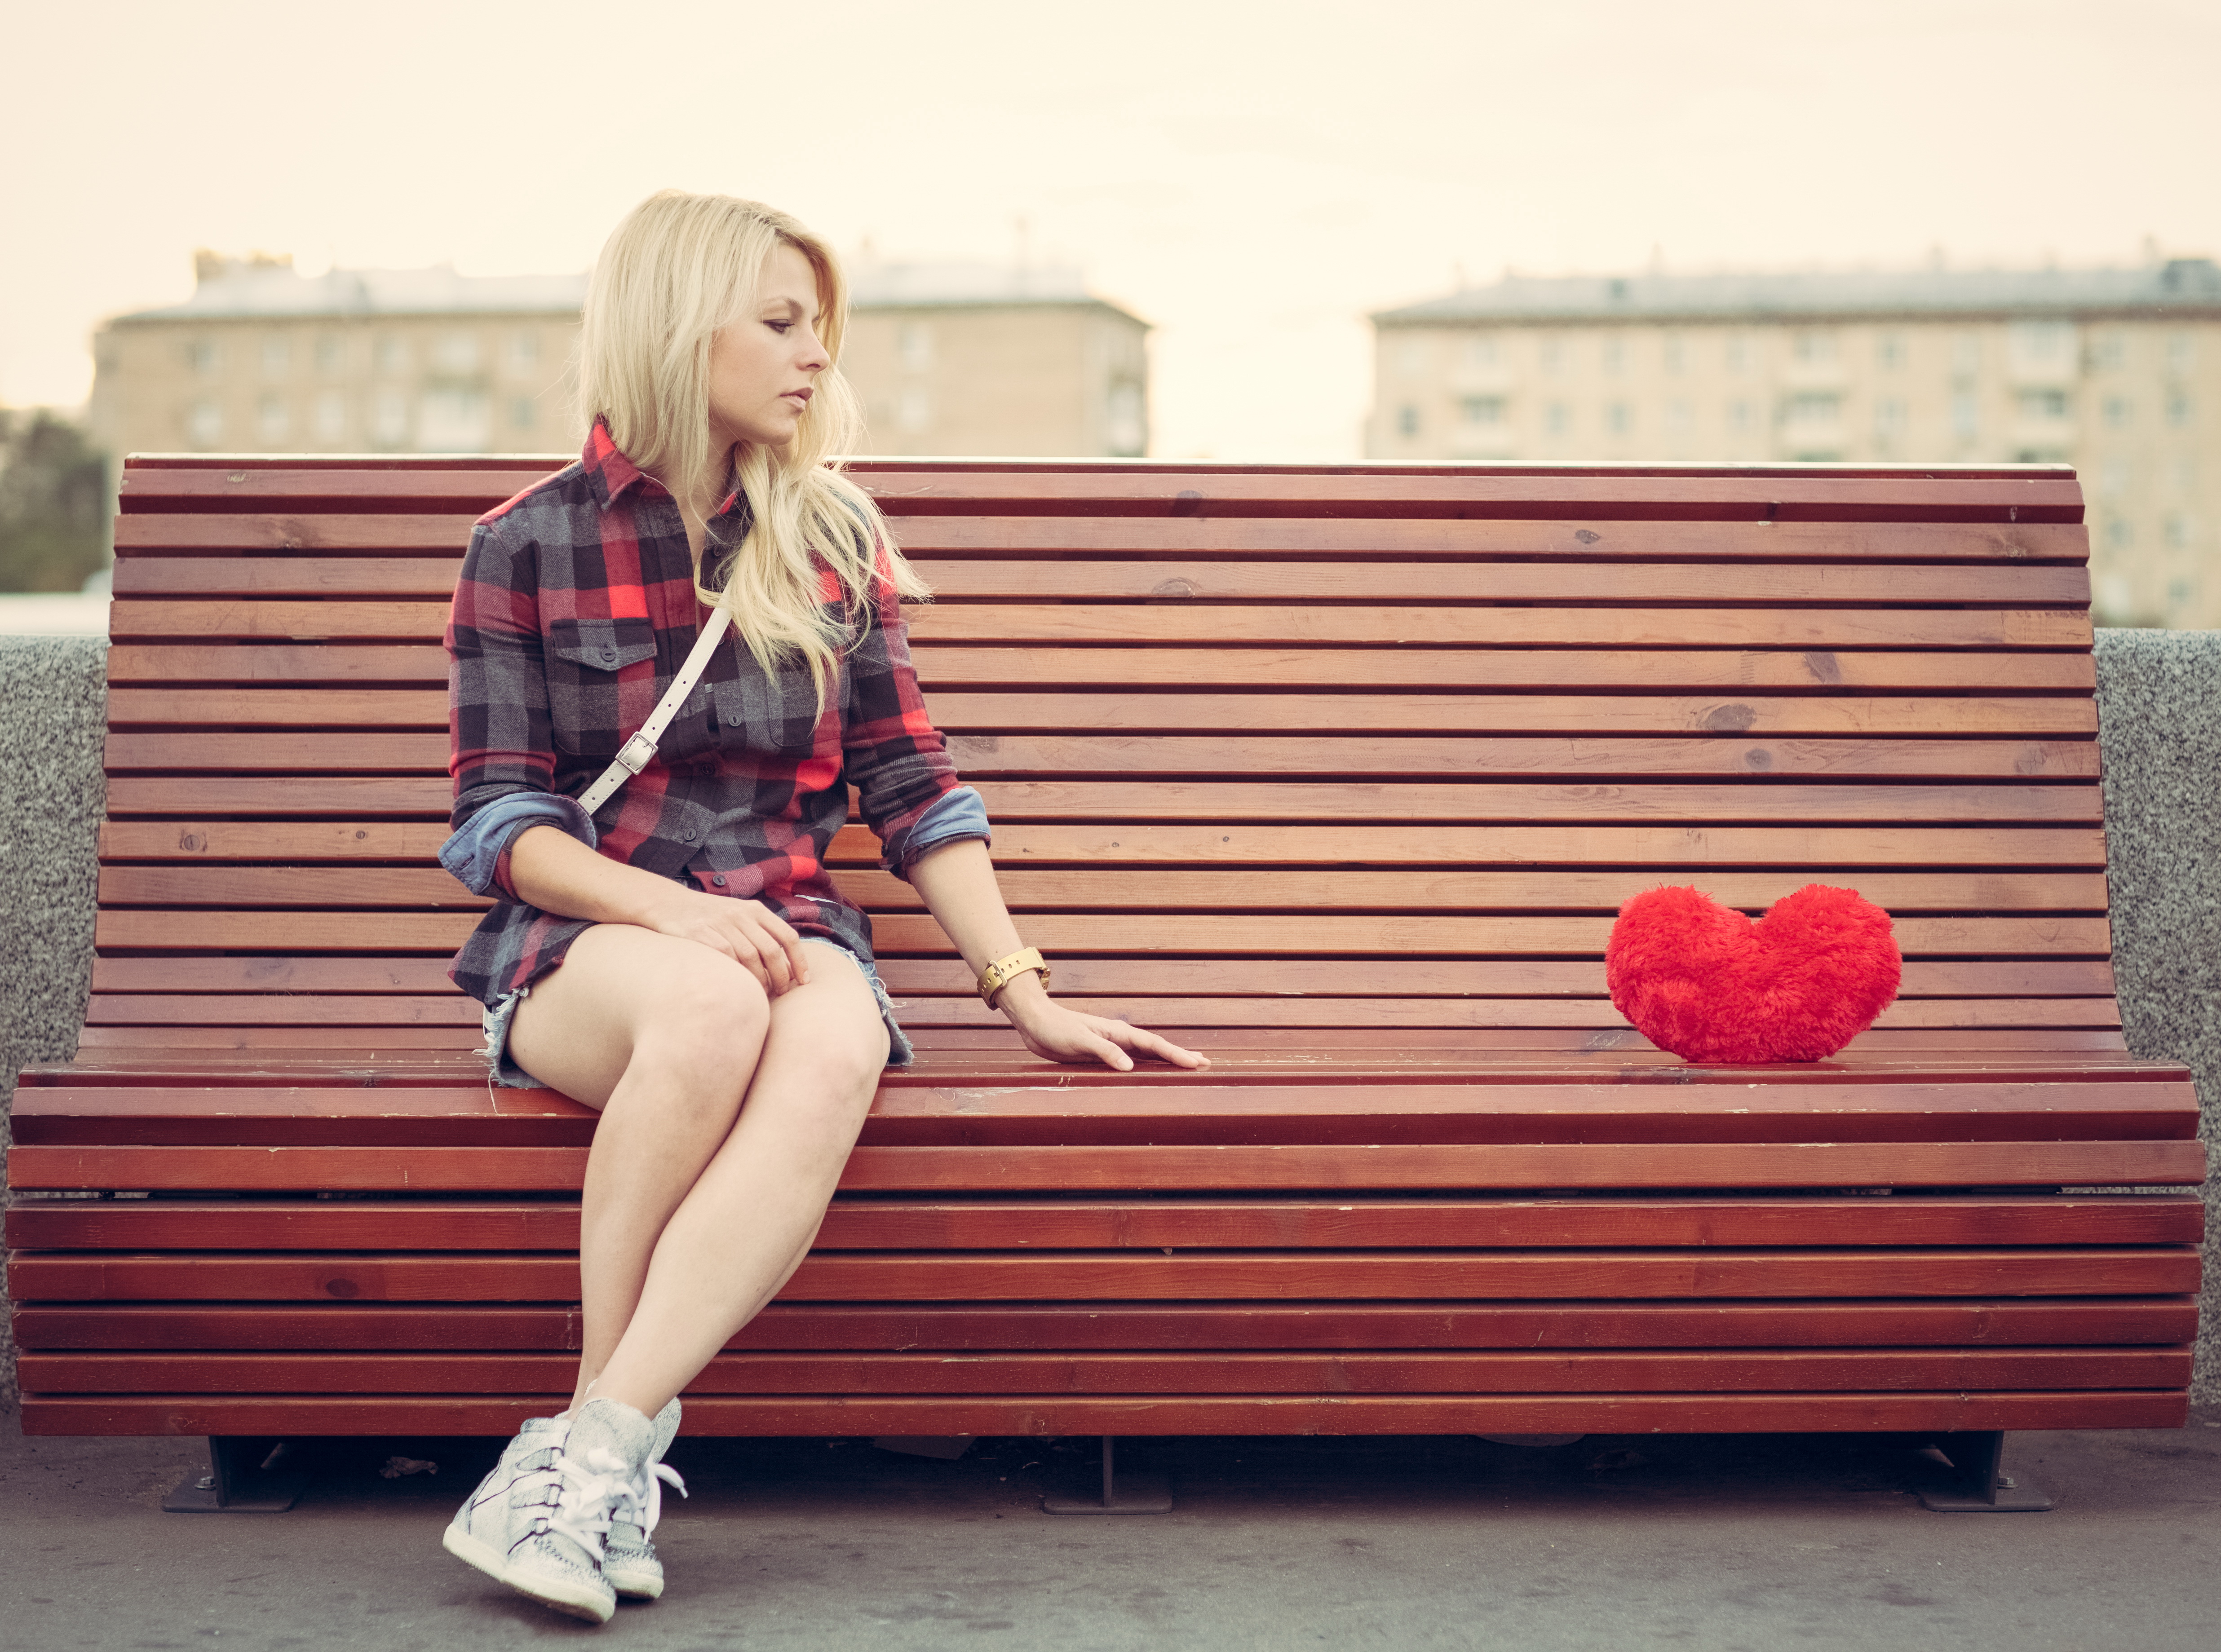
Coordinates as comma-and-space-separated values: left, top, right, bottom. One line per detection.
9, 1139, 2203, 1193
106, 645, 449, 685
13, 1298, 2195, 1353
98, 820, 2112, 868
102, 777, 453, 815
888, 517, 2092, 563
9, 1248, 2198, 1304
113, 513, 2090, 562
93, 864, 2110, 914
10, 1195, 2199, 1252
86, 909, 2117, 956
110, 555, 2094, 606
15, 1391, 2186, 1438
19, 1347, 2191, 1396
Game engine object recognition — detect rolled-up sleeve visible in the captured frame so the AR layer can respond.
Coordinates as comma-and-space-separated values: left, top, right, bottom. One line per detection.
447, 517, 555, 829
841, 565, 964, 862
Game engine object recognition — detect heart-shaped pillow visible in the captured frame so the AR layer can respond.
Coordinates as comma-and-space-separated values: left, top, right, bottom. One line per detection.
1605, 884, 1902, 1064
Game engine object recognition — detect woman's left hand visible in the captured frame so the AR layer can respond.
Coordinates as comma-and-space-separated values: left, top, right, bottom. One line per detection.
1005, 996, 1210, 1072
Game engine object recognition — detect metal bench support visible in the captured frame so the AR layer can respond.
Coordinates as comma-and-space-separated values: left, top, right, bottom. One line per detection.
164, 1436, 310, 1513
1042, 1436, 1172, 1515
1919, 1430, 2053, 1512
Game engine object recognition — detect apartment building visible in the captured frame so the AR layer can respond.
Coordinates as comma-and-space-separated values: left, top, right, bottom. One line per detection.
88, 253, 1149, 464
1368, 259, 2221, 627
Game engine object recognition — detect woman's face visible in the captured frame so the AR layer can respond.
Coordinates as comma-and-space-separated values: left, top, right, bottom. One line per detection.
705, 242, 832, 455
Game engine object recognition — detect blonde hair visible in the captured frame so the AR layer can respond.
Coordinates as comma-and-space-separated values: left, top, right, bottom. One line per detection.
578, 190, 926, 697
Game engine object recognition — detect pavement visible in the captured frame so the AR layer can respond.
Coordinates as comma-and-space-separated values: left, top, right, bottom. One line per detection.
3, 1416, 2217, 1651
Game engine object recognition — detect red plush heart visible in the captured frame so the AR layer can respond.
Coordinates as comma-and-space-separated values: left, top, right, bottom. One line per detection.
1605, 884, 1902, 1064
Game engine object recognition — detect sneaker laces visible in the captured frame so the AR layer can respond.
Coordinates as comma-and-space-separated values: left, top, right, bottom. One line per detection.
614, 1462, 687, 1539
542, 1447, 632, 1559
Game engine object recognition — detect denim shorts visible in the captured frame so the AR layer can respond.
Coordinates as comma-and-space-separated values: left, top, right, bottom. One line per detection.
477, 935, 912, 1089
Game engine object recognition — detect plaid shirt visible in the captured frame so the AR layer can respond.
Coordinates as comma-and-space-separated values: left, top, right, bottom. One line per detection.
445, 421, 964, 1006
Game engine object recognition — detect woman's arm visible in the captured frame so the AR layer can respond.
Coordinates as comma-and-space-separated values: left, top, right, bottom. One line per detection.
506, 825, 814, 995
907, 838, 1208, 1072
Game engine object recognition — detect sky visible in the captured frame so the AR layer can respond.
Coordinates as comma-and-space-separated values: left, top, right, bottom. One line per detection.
3, 0, 2216, 460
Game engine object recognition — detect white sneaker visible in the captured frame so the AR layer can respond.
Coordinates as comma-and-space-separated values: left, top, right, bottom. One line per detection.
604, 1400, 685, 1599
441, 1399, 660, 1624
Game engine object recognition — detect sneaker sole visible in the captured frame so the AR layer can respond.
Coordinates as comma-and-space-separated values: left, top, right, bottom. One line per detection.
442, 1521, 615, 1624
606, 1565, 663, 1600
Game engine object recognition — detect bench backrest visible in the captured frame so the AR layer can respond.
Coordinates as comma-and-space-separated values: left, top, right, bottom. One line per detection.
88, 455, 2115, 1057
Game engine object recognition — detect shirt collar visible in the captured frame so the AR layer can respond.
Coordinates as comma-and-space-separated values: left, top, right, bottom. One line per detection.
581, 418, 746, 523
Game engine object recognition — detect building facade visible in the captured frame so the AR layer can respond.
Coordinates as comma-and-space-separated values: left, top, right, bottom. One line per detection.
1368, 260, 2221, 627
88, 253, 1149, 466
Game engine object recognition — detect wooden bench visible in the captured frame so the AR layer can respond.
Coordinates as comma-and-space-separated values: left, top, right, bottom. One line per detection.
6, 453, 2205, 1512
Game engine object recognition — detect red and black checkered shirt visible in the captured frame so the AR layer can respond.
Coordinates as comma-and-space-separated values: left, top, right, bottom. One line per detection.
444, 421, 963, 1005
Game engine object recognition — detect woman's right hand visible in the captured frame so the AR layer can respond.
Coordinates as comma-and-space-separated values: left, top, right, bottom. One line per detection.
638, 887, 814, 996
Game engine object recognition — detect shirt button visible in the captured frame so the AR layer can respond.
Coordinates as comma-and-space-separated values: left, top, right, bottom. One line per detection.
712, 874, 727, 888
600, 646, 617, 663
682, 827, 699, 843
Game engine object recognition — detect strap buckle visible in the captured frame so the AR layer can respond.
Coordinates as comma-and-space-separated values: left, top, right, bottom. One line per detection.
612, 731, 658, 775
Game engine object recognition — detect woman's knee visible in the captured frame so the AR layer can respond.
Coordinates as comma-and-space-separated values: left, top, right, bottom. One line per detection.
636, 955, 773, 1071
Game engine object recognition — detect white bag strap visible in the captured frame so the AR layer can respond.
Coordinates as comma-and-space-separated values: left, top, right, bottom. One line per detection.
576, 608, 733, 815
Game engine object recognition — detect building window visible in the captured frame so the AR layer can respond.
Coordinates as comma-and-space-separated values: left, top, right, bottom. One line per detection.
420, 388, 490, 451
1396, 404, 1420, 438
2163, 512, 2191, 549
1727, 399, 1752, 433
371, 390, 409, 446
258, 396, 288, 443
1664, 399, 1690, 433
2166, 392, 2193, 428
1544, 402, 1569, 435
1662, 337, 1684, 375
1601, 338, 1625, 375
2170, 454, 2199, 492
1464, 335, 1500, 370
1460, 396, 1506, 426
1792, 329, 1836, 364
898, 322, 934, 372
2167, 332, 2196, 373
375, 336, 408, 375
262, 337, 289, 379
315, 335, 344, 375
434, 332, 481, 373
1106, 381, 1145, 457
1786, 393, 1841, 430
1951, 393, 1979, 438
509, 332, 540, 373
2008, 320, 2074, 364
2104, 396, 2132, 429
187, 401, 223, 446
314, 391, 345, 442
189, 338, 221, 376
2107, 518, 2133, 550
2167, 578, 2196, 612
2017, 389, 2069, 420
1874, 398, 1907, 439
2091, 331, 2126, 371
1876, 332, 1905, 370
511, 396, 537, 431
1605, 402, 1631, 434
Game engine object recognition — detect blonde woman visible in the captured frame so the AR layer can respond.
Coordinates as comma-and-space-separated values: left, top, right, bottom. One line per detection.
436, 190, 1205, 1623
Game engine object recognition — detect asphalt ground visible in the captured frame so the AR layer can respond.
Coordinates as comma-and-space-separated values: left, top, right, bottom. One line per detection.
3, 1415, 2217, 1651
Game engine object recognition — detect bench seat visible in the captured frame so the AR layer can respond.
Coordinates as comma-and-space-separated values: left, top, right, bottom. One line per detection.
7, 454, 2203, 1446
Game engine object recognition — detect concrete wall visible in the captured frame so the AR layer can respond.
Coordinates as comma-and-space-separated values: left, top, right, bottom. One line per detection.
1, 632, 2215, 1414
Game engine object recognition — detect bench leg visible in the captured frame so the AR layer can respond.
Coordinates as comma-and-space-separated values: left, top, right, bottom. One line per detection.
1042, 1436, 1172, 1515
164, 1436, 310, 1513
1918, 1430, 2053, 1513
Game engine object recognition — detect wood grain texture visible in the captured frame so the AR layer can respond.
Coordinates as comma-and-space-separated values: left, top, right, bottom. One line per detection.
9, 1139, 2203, 1193
9, 1195, 2199, 1253
12, 1298, 2196, 1354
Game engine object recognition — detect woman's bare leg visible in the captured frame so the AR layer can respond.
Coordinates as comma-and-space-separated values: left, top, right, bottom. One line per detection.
504, 923, 773, 1406
582, 948, 890, 1418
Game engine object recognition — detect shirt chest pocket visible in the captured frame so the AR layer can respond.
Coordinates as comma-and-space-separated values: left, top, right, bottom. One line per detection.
546, 616, 660, 756
708, 648, 830, 761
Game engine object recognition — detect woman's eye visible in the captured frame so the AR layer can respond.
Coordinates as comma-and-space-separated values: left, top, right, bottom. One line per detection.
766, 321, 792, 334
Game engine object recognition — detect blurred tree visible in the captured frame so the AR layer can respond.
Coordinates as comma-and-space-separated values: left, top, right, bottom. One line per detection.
0, 410, 112, 592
